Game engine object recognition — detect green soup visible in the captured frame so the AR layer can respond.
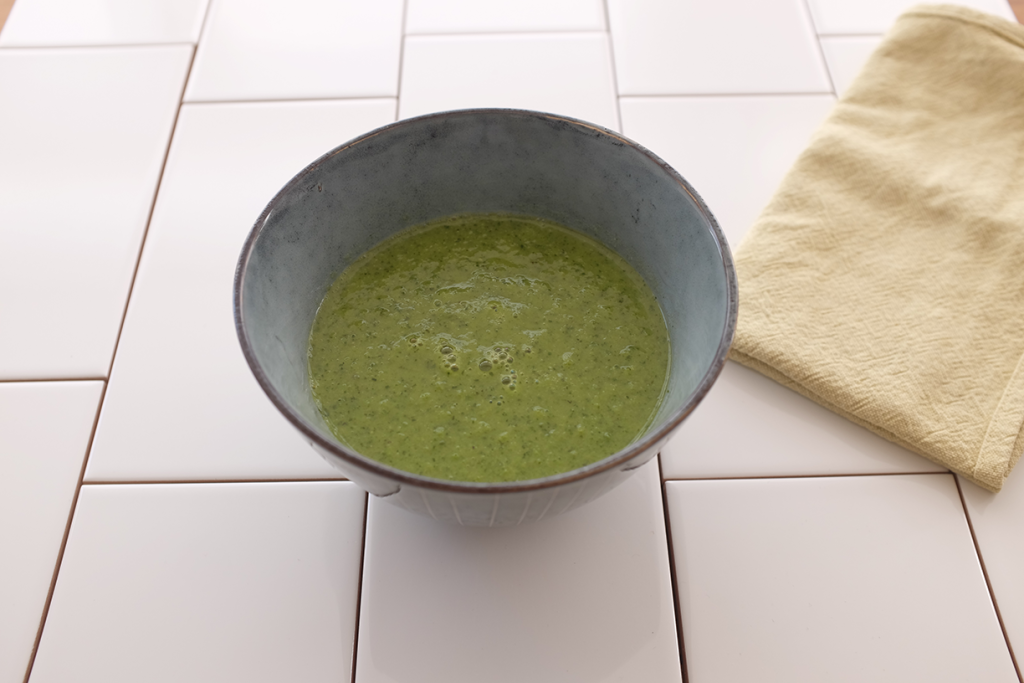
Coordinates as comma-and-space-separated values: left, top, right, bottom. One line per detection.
308, 214, 670, 482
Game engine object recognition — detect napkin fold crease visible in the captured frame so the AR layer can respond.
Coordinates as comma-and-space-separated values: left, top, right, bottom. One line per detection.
730, 5, 1024, 491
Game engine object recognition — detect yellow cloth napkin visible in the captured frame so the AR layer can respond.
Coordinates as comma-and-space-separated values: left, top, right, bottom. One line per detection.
730, 5, 1024, 491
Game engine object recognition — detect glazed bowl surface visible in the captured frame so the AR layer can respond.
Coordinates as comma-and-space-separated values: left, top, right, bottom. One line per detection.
234, 108, 736, 525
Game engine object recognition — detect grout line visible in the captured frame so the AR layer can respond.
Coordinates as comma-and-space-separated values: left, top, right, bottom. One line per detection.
0, 377, 106, 384
404, 28, 609, 39
182, 95, 399, 107
601, 0, 624, 133
799, 0, 839, 96
619, 90, 835, 100
177, 0, 213, 99
0, 41, 196, 50
83, 477, 348, 486
658, 455, 689, 683
103, 44, 197, 381
954, 476, 1023, 682
349, 493, 370, 683
21, 380, 108, 683
394, 0, 409, 120
21, 40, 205, 681
196, 0, 215, 44
660, 470, 950, 482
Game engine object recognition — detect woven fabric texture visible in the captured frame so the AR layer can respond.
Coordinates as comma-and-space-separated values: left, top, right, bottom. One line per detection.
730, 5, 1024, 491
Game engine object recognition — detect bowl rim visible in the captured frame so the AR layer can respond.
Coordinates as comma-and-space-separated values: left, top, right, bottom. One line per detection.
233, 107, 737, 494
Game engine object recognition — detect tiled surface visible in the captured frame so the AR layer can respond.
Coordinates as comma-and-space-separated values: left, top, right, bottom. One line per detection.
184, 0, 403, 102
807, 0, 1015, 35
30, 482, 366, 683
819, 36, 883, 98
0, 46, 190, 379
962, 472, 1024, 661
0, 0, 208, 46
399, 33, 619, 130
356, 461, 681, 683
620, 94, 835, 247
0, 381, 102, 683
607, 0, 832, 95
86, 100, 396, 482
5, 2, 1024, 682
405, 0, 605, 34
666, 475, 1018, 682
660, 361, 947, 479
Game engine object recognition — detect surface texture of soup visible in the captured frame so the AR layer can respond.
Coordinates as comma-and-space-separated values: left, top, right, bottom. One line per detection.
308, 214, 670, 482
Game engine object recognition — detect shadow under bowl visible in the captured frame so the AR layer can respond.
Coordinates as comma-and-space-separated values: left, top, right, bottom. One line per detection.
234, 108, 737, 526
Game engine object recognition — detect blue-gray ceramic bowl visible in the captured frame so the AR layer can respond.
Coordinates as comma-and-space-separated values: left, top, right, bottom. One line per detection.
234, 109, 736, 526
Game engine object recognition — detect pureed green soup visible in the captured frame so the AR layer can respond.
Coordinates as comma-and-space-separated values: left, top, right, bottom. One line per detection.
308, 214, 670, 482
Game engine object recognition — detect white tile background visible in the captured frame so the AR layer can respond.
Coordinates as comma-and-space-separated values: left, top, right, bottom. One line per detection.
0, 45, 191, 379
29, 482, 366, 683
356, 462, 680, 683
0, 0, 208, 46
86, 99, 396, 482
404, 0, 605, 34
607, 0, 832, 95
2, 1, 1022, 682
619, 94, 835, 246
184, 0, 404, 102
398, 33, 620, 129
0, 382, 102, 683
667, 475, 1018, 683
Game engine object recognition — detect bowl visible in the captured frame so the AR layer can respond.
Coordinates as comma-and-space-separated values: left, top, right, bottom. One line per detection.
234, 108, 736, 526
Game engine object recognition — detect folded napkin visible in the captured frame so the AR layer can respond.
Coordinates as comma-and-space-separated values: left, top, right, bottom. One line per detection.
730, 5, 1024, 491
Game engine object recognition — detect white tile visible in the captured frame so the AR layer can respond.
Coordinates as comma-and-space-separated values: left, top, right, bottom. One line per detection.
620, 94, 835, 247
666, 475, 1017, 683
806, 0, 1016, 35
661, 361, 945, 478
0, 0, 208, 46
405, 0, 604, 34
0, 381, 102, 683
184, 0, 403, 102
355, 461, 681, 682
29, 482, 366, 683
819, 36, 883, 98
607, 0, 831, 95
961, 472, 1024, 658
399, 33, 619, 131
0, 46, 191, 380
85, 100, 396, 482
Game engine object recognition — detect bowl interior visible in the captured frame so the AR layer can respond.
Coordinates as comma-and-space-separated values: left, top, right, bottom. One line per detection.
238, 110, 733, 485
